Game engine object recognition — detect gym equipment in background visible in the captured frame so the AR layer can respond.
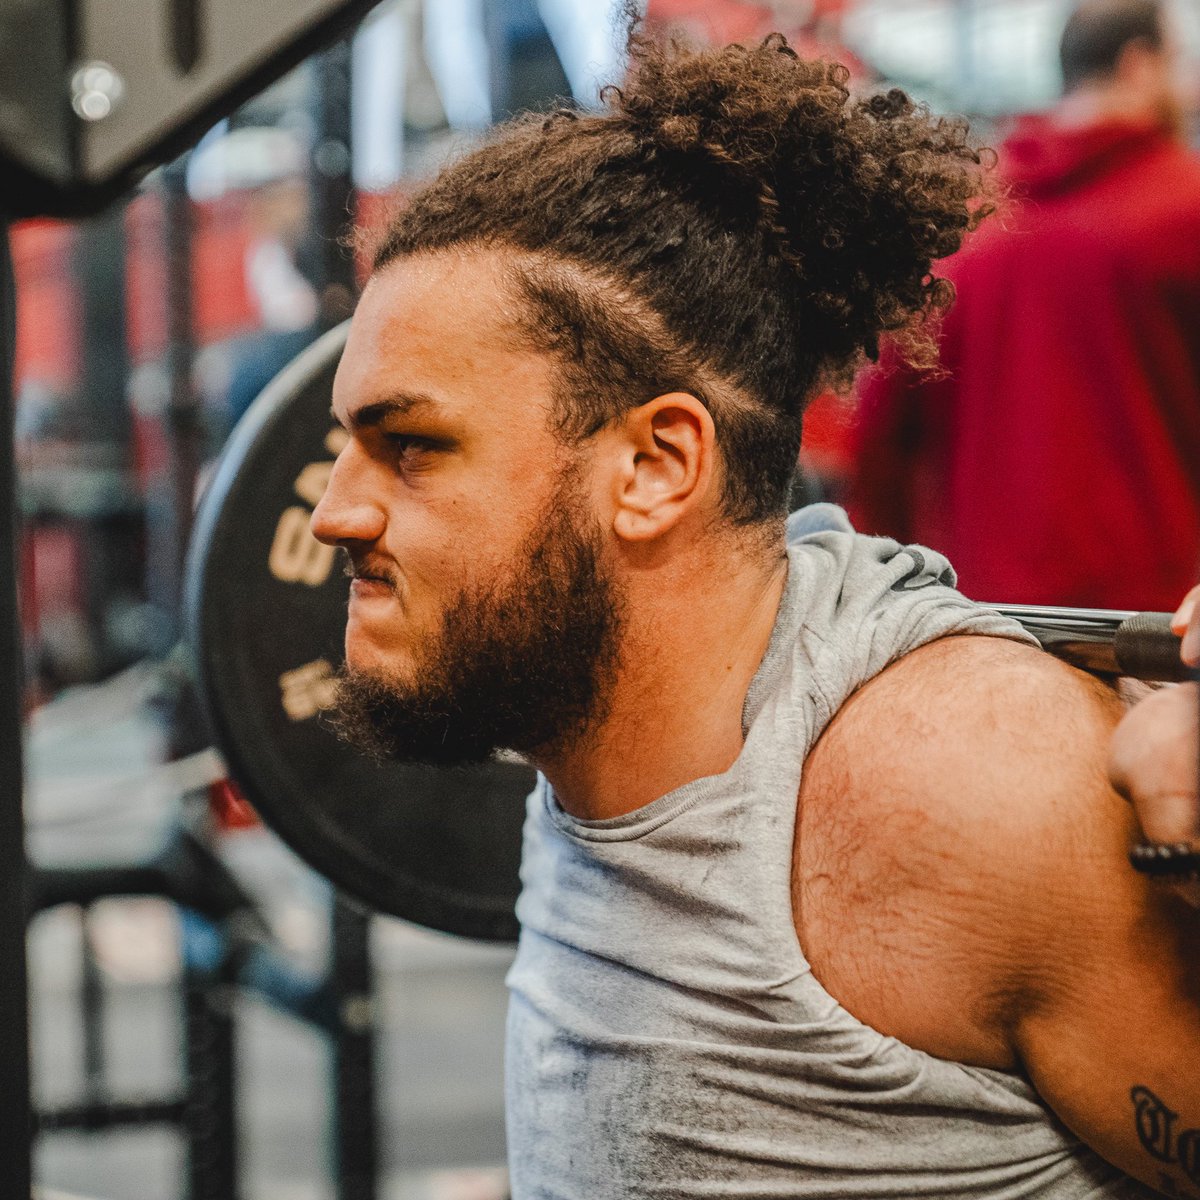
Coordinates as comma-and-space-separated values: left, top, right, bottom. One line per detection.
1, 4, 389, 1193
0, 0, 381, 218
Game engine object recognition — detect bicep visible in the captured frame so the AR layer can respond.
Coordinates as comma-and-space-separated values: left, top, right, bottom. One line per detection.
965, 653, 1200, 1195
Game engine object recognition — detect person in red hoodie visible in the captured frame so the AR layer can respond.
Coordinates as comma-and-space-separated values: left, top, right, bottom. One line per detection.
848, 0, 1200, 611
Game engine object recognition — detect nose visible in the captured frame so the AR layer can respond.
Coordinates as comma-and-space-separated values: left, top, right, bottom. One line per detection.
310, 441, 386, 547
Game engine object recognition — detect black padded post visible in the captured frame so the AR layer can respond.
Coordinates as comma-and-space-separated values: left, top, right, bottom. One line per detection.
0, 223, 33, 1198
330, 894, 378, 1200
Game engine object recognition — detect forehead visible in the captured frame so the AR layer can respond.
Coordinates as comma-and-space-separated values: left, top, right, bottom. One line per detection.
333, 249, 555, 425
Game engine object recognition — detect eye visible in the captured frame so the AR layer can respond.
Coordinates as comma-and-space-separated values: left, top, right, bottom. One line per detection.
386, 433, 426, 452
383, 433, 441, 464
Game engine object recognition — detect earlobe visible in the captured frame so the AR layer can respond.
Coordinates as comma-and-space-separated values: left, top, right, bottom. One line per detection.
611, 393, 715, 543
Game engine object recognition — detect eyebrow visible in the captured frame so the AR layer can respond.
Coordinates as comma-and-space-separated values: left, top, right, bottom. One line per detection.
331, 391, 440, 430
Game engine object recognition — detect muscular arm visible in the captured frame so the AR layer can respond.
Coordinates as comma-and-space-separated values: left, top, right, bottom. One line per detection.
796, 635, 1200, 1197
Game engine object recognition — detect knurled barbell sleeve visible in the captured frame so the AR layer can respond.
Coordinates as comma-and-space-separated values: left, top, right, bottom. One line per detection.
988, 605, 1190, 683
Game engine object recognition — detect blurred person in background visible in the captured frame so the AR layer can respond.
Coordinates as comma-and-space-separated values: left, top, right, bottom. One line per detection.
847, 0, 1200, 610
189, 127, 324, 427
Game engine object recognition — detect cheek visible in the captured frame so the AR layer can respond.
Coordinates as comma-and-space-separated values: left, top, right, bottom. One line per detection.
352, 449, 569, 653
340, 540, 453, 674
386, 508, 487, 611
390, 484, 539, 587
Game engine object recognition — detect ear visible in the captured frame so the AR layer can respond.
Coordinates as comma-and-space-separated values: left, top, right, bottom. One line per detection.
1115, 37, 1159, 85
607, 392, 717, 543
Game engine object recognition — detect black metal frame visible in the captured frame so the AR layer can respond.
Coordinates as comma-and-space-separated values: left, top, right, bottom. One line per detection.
331, 897, 378, 1200
1, 0, 384, 220
1, 221, 33, 1200
30, 811, 379, 1200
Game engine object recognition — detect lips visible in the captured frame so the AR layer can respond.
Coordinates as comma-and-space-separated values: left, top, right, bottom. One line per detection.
350, 574, 394, 600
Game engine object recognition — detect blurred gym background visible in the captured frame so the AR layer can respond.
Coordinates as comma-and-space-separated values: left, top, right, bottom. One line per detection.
12, 2, 1200, 1198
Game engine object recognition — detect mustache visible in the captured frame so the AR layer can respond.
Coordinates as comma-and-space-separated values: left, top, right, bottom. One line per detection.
338, 547, 397, 589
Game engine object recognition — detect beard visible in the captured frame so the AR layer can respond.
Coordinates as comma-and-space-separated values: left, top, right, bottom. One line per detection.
326, 470, 626, 767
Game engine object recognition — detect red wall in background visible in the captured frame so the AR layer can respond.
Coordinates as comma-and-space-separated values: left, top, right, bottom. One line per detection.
11, 194, 261, 673
11, 193, 259, 398
11, 221, 81, 392
124, 193, 257, 363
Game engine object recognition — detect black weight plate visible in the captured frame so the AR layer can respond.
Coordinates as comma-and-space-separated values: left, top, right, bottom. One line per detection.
185, 323, 533, 940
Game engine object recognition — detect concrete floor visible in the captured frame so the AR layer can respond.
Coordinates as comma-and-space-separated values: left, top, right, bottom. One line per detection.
25, 666, 514, 1200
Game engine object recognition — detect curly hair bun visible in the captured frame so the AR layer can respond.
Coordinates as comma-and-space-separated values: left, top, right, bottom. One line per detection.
610, 27, 993, 370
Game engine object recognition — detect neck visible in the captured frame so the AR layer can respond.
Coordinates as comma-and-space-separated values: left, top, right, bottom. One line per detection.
1054, 85, 1169, 133
535, 529, 789, 820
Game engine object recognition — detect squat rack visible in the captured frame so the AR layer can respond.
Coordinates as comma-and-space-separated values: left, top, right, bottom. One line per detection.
0, 3, 381, 1196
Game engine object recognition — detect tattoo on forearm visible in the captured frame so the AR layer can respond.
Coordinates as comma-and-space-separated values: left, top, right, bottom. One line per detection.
1132, 1086, 1200, 1186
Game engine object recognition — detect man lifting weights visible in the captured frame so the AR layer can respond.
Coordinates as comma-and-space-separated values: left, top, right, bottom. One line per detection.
309, 16, 1199, 1198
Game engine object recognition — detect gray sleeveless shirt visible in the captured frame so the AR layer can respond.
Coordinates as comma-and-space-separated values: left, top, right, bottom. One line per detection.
506, 522, 1153, 1199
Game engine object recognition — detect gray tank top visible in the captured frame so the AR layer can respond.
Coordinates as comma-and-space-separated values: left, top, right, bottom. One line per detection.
505, 520, 1153, 1199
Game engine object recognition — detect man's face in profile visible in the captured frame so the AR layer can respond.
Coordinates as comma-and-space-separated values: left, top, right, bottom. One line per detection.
311, 250, 626, 765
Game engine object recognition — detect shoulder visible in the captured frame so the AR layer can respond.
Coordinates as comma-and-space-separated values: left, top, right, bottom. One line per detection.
818, 631, 1123, 778
795, 634, 1128, 1066
801, 632, 1127, 906
787, 535, 1036, 729
788, 529, 964, 631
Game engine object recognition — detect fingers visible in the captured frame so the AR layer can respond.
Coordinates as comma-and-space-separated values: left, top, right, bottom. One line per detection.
1170, 584, 1200, 665
1109, 683, 1200, 834
1110, 681, 1200, 908
1109, 587, 1200, 907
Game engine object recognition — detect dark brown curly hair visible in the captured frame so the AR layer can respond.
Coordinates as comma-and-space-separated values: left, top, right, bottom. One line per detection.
372, 26, 994, 525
